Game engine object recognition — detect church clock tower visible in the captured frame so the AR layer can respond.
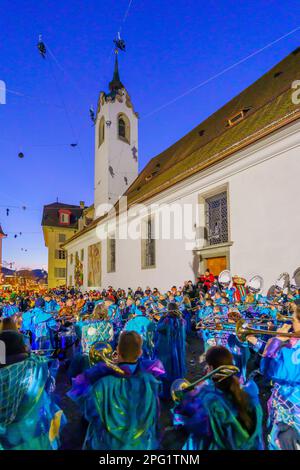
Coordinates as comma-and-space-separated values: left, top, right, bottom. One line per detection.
94, 52, 138, 216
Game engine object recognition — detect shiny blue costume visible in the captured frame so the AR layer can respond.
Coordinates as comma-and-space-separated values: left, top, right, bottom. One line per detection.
155, 314, 186, 397
29, 307, 57, 350
2, 303, 18, 318
0, 356, 65, 450
173, 379, 263, 450
260, 337, 300, 450
44, 300, 60, 314
68, 359, 165, 450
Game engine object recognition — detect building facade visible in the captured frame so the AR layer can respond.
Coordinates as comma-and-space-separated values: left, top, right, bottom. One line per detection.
42, 202, 84, 288
64, 48, 300, 293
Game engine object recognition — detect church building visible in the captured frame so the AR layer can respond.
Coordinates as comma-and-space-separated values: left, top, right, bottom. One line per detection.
63, 48, 300, 293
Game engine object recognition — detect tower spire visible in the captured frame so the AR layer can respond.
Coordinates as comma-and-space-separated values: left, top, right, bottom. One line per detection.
109, 51, 124, 92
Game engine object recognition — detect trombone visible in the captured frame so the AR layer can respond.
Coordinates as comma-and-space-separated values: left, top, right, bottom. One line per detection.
195, 319, 300, 342
171, 365, 239, 402
235, 319, 300, 342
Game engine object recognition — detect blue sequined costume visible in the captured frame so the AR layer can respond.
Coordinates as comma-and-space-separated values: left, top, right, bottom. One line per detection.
68, 359, 165, 450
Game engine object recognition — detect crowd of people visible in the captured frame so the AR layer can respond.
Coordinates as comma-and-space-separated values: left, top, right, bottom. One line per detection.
0, 268, 299, 451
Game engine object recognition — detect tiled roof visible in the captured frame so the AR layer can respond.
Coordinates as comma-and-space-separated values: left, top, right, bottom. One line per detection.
41, 202, 84, 229
125, 47, 300, 204
64, 47, 300, 245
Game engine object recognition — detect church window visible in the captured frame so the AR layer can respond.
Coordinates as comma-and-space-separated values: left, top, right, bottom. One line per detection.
205, 191, 228, 246
70, 253, 73, 264
81, 249, 84, 261
118, 114, 130, 143
119, 118, 126, 138
98, 116, 105, 147
142, 215, 156, 269
107, 235, 116, 273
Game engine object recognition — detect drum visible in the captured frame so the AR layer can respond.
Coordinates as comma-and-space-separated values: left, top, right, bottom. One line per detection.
81, 320, 114, 354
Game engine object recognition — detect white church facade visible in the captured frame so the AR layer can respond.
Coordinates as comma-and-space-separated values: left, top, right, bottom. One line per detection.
64, 48, 300, 293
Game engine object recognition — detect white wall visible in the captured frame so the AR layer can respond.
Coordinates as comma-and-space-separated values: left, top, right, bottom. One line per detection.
229, 146, 300, 286
66, 120, 300, 294
94, 90, 138, 213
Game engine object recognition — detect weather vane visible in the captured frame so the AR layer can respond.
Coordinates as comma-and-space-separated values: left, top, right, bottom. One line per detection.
113, 32, 126, 53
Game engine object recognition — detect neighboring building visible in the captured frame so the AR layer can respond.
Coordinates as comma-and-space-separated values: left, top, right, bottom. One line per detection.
64, 48, 300, 293
42, 202, 84, 288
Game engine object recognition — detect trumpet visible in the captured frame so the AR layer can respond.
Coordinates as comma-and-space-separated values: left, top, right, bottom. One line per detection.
89, 341, 125, 375
171, 365, 239, 402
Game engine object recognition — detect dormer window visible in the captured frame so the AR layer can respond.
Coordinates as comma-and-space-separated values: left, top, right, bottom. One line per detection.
58, 209, 71, 225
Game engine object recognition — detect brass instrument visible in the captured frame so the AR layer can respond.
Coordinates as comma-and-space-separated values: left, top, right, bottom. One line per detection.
195, 313, 238, 330
89, 341, 125, 375
276, 312, 293, 322
196, 318, 300, 342
171, 365, 239, 402
235, 319, 300, 342
245, 312, 293, 324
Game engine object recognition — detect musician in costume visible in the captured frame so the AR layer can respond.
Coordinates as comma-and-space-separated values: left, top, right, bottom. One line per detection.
247, 304, 300, 449
246, 275, 264, 304
172, 346, 263, 450
196, 299, 215, 352
68, 304, 115, 379
0, 331, 65, 450
289, 269, 300, 301
226, 331, 251, 384
44, 294, 60, 314
123, 306, 156, 360
120, 297, 136, 322
29, 298, 57, 351
232, 276, 248, 303
180, 296, 193, 335
104, 296, 121, 323
2, 293, 19, 319
154, 303, 186, 398
218, 270, 235, 303
68, 331, 165, 450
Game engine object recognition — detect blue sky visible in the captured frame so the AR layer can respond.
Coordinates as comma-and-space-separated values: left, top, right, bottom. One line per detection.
0, 0, 299, 270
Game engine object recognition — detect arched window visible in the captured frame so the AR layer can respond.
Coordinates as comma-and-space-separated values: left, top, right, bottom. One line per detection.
118, 118, 126, 138
98, 116, 105, 147
118, 114, 130, 143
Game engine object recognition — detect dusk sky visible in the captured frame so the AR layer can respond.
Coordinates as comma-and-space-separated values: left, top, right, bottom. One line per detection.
0, 0, 299, 270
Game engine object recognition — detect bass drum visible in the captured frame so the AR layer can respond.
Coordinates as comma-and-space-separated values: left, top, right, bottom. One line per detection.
123, 315, 155, 358
81, 320, 114, 354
